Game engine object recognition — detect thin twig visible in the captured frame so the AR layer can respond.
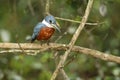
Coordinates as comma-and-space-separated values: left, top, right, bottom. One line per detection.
17, 42, 25, 53
55, 31, 67, 43
64, 55, 76, 67
45, 0, 50, 15
60, 69, 70, 80
51, 0, 94, 80
55, 17, 104, 26
28, 0, 35, 16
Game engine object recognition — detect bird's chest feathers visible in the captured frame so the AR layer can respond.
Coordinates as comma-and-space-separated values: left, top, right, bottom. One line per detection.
37, 27, 55, 40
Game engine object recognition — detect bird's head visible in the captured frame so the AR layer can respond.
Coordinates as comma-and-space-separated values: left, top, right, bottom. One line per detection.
42, 15, 61, 32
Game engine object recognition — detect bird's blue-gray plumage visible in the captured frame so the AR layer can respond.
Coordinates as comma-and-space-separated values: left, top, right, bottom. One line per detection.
31, 22, 46, 43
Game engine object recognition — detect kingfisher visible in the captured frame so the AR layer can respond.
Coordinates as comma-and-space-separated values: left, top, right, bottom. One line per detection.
30, 15, 60, 43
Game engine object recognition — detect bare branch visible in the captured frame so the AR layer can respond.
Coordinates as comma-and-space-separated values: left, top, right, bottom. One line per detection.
55, 17, 104, 26
51, 0, 94, 79
60, 69, 70, 80
0, 43, 120, 64
28, 0, 35, 16
45, 0, 50, 15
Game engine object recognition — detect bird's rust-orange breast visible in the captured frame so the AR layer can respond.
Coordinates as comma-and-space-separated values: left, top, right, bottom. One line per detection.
36, 27, 55, 40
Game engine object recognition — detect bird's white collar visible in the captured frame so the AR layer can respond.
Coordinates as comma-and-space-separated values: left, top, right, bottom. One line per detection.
42, 19, 53, 28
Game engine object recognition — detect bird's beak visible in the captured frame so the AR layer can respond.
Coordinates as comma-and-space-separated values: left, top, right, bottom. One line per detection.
51, 22, 61, 32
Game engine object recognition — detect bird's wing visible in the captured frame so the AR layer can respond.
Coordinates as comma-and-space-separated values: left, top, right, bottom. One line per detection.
31, 22, 45, 42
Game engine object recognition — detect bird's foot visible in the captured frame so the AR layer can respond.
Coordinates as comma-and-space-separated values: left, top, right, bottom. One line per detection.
46, 40, 51, 45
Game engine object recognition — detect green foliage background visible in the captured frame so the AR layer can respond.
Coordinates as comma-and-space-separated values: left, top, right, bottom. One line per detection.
0, 0, 120, 80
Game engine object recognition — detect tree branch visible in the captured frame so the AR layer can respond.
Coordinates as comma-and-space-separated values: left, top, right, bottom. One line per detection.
0, 43, 120, 64
28, 0, 35, 16
55, 17, 104, 26
45, 0, 50, 15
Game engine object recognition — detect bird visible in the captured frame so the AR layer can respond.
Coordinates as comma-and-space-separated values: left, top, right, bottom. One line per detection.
30, 15, 61, 43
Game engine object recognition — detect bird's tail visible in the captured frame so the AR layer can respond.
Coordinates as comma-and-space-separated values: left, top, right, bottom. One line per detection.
30, 38, 36, 43
26, 36, 35, 43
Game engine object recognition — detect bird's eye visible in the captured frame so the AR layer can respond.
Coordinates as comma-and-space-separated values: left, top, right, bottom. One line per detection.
49, 20, 52, 23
